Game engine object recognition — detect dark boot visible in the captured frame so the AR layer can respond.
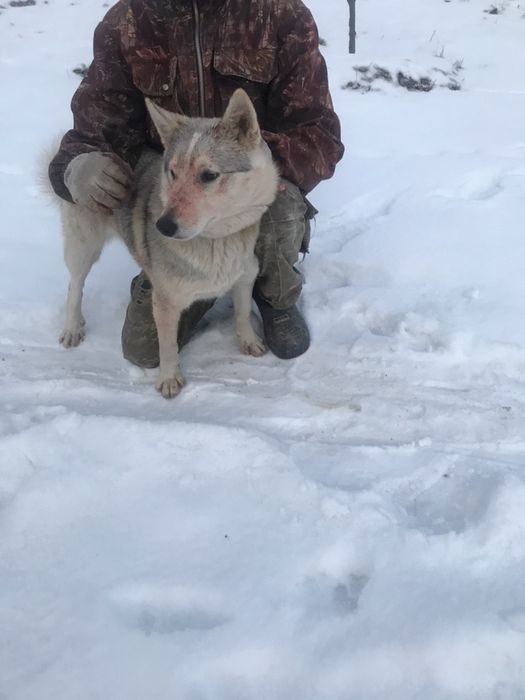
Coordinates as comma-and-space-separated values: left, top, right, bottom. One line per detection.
253, 291, 310, 360
121, 272, 215, 368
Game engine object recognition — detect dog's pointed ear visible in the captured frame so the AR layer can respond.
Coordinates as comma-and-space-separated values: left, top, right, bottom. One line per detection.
221, 89, 260, 146
145, 98, 188, 147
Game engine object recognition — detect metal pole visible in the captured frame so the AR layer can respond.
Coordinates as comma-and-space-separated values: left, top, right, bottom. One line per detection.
348, 0, 356, 54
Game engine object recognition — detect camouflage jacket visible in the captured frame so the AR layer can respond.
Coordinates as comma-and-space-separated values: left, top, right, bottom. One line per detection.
49, 0, 344, 200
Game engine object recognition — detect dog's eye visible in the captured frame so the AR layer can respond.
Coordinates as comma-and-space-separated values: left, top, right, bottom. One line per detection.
200, 170, 220, 184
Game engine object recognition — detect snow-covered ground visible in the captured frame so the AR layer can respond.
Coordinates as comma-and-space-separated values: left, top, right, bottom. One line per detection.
2, 0, 525, 697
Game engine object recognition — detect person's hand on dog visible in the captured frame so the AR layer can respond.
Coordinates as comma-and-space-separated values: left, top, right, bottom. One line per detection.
64, 152, 134, 214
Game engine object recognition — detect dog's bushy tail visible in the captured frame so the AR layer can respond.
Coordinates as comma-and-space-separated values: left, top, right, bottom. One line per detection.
37, 137, 62, 204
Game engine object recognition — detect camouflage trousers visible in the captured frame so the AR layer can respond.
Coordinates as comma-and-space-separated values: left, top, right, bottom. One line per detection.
255, 178, 310, 308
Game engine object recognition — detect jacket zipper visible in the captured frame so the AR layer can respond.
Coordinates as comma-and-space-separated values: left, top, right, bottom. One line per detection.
192, 0, 206, 117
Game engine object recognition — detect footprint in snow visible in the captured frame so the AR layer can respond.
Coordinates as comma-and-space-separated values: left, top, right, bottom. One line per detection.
110, 583, 230, 635
402, 468, 500, 536
302, 572, 370, 619
432, 168, 504, 201
333, 574, 370, 615
366, 309, 444, 352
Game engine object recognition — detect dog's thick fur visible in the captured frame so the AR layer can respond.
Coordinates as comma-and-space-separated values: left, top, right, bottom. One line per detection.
52, 89, 279, 398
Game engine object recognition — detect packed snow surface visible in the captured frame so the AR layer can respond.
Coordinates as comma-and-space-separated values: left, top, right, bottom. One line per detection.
2, 0, 525, 698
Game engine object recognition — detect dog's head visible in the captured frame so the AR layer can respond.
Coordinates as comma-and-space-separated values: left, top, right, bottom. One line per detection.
146, 89, 278, 241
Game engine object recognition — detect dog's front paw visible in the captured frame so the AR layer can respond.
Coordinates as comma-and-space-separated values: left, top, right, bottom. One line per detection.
239, 333, 267, 357
59, 327, 85, 348
156, 372, 186, 399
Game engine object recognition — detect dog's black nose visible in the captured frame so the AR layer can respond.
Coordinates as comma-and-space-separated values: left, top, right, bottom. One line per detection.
156, 214, 179, 238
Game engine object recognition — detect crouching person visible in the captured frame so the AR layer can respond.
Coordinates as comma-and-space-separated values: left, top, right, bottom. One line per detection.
49, 0, 344, 363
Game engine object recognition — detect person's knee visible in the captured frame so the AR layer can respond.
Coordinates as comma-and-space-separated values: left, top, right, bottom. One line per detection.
266, 178, 307, 223
258, 179, 307, 249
